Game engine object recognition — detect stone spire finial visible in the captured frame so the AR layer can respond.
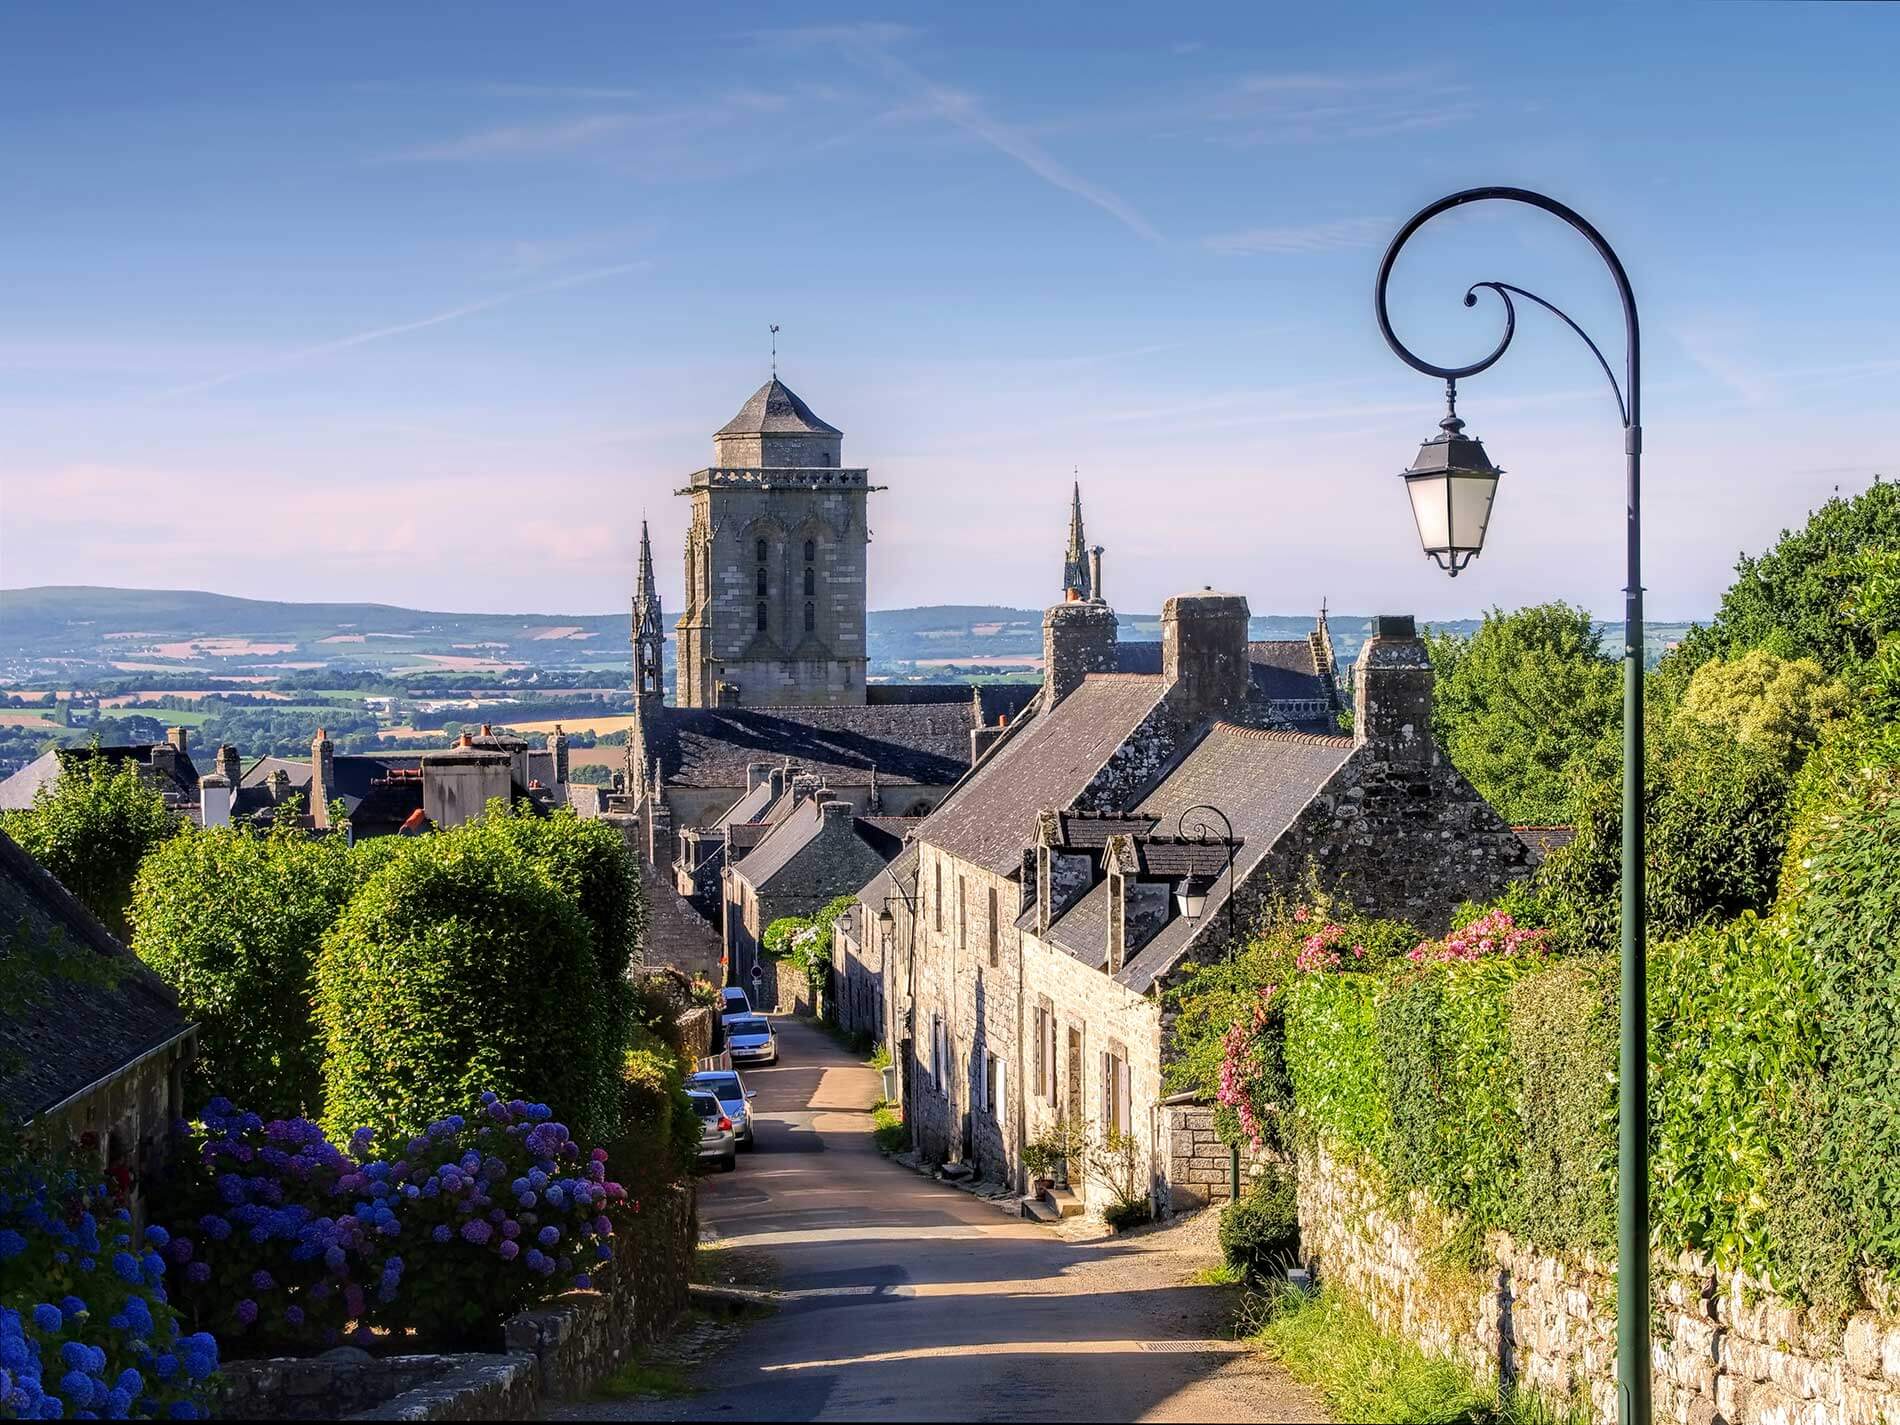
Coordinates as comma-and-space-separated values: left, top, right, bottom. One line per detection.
635, 519, 658, 611
1062, 480, 1092, 602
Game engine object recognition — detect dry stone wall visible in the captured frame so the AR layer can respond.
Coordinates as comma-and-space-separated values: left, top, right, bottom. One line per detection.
1300, 1142, 1900, 1425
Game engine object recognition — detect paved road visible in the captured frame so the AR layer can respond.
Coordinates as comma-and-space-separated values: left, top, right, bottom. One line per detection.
594, 1017, 1324, 1423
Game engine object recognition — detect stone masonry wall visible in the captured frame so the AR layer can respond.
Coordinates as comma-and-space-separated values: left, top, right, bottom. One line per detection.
1300, 1141, 1900, 1425
1161, 1102, 1282, 1214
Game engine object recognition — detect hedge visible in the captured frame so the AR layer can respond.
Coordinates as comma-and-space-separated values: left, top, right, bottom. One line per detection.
314, 833, 610, 1145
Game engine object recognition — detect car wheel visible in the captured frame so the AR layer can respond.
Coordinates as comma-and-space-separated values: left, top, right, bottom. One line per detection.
721, 1153, 738, 1173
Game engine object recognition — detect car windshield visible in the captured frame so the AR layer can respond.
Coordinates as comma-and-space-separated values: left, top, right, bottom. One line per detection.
695, 1073, 742, 1099
721, 989, 748, 1005
728, 1018, 768, 1037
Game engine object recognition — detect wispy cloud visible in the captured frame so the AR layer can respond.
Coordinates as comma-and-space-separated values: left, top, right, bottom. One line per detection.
1202, 70, 1478, 146
147, 261, 648, 400
1204, 216, 1394, 257
393, 113, 639, 162
765, 23, 1162, 244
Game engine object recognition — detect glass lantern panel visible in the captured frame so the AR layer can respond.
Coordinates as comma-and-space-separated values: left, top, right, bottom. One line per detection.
1406, 473, 1452, 553
1449, 471, 1500, 554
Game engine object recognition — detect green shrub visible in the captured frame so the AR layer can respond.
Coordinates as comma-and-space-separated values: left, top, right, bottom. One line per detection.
315, 830, 609, 1143
612, 1025, 697, 1191
1219, 1165, 1299, 1278
1283, 971, 1388, 1160
761, 916, 806, 954
129, 821, 362, 1118
1804, 769, 1900, 1280
871, 1100, 908, 1153
1506, 960, 1615, 1256
1377, 958, 1533, 1230
1, 753, 176, 938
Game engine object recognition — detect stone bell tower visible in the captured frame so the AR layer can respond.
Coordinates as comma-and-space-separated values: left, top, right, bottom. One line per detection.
673, 377, 882, 708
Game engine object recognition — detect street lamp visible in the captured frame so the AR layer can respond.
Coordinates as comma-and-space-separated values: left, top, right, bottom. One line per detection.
1375, 186, 1648, 1425
1174, 803, 1237, 948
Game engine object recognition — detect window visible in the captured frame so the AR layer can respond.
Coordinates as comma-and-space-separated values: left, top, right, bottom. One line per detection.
804, 538, 816, 562
804, 601, 816, 632
957, 876, 967, 953
756, 566, 768, 596
804, 565, 816, 596
1032, 1005, 1047, 1100
1102, 1045, 1131, 1137
756, 601, 768, 632
756, 537, 768, 563
1044, 1008, 1059, 1102
983, 1052, 1005, 1119
986, 885, 999, 967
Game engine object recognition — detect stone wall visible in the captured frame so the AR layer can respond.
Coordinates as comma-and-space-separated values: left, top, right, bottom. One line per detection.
675, 1005, 713, 1064
1299, 1141, 1900, 1425
1160, 1102, 1281, 1214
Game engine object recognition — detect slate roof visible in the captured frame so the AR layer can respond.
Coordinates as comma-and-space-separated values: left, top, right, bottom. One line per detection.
0, 830, 193, 1120
1113, 724, 1355, 992
715, 780, 776, 828
640, 870, 722, 981
731, 798, 830, 887
647, 704, 971, 790
1050, 810, 1160, 848
0, 744, 199, 812
1248, 641, 1332, 701
916, 675, 1168, 875
714, 378, 841, 438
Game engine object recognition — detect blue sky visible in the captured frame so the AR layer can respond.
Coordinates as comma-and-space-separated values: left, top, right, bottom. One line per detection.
2, 2, 1895, 621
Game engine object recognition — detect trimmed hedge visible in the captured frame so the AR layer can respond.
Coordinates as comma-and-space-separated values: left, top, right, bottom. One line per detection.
1506, 959, 1615, 1255
1219, 1164, 1300, 1279
314, 833, 609, 1144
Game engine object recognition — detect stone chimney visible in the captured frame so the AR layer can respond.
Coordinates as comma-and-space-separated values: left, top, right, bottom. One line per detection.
146, 741, 178, 781
789, 773, 821, 809
216, 743, 241, 787
267, 767, 291, 803
747, 761, 773, 793
199, 774, 232, 829
310, 726, 336, 829
1088, 546, 1104, 604
550, 725, 570, 786
820, 799, 854, 824
1162, 590, 1251, 722
1041, 600, 1119, 712
1353, 615, 1434, 764
970, 716, 1009, 766
165, 726, 190, 755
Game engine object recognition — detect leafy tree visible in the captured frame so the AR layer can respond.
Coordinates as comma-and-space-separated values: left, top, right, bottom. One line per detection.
129, 821, 362, 1119
1694, 477, 1900, 675
0, 754, 176, 937
1674, 648, 1847, 772
1425, 603, 1621, 825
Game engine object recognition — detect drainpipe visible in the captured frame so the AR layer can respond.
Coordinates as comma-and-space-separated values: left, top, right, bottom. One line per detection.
1231, 1144, 1242, 1202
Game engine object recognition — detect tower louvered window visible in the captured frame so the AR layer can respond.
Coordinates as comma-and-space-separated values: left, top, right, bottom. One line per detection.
804, 566, 815, 596
804, 602, 816, 632
756, 602, 768, 632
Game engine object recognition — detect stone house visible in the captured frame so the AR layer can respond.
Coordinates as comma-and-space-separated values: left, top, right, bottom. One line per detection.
0, 829, 196, 1207
864, 593, 1534, 1216
0, 731, 201, 812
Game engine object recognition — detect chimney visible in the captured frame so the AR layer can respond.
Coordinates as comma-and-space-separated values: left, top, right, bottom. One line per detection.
147, 741, 178, 780
216, 743, 241, 787
1041, 599, 1119, 712
267, 768, 291, 803
1162, 590, 1251, 721
1088, 546, 1104, 604
199, 773, 232, 829
551, 725, 570, 786
310, 726, 336, 829
820, 799, 853, 823
767, 765, 787, 803
165, 725, 190, 755
970, 723, 1008, 765
1354, 615, 1435, 764
747, 761, 773, 793
790, 773, 820, 808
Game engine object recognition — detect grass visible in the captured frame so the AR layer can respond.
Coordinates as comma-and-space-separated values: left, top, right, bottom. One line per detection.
1187, 1261, 1248, 1287
596, 1357, 696, 1399
871, 1100, 909, 1153
1244, 1284, 1585, 1425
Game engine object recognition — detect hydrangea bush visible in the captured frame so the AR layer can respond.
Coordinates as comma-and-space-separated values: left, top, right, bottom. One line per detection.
157, 1094, 632, 1351
0, 1161, 218, 1419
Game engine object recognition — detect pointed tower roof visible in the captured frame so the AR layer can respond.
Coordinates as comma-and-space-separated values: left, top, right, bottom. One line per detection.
715, 378, 841, 437
635, 519, 658, 605
1062, 480, 1092, 601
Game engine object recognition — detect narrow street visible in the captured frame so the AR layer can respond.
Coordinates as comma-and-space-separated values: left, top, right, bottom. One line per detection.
585, 1016, 1324, 1423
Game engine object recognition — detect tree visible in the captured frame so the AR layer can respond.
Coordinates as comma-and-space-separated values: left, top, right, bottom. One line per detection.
1425, 603, 1621, 826
129, 822, 362, 1118
0, 754, 176, 937
1675, 648, 1848, 772
1696, 477, 1900, 676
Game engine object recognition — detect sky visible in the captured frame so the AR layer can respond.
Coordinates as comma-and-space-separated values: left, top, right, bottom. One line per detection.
1, 2, 1895, 623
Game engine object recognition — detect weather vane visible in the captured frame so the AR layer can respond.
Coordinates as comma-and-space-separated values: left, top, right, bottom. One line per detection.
770, 324, 780, 376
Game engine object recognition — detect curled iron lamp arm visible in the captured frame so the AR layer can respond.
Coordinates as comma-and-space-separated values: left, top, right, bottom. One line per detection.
1374, 185, 1648, 1425
1175, 803, 1238, 949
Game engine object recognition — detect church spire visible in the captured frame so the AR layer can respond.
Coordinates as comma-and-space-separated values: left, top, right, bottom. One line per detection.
635, 519, 659, 617
1062, 479, 1092, 601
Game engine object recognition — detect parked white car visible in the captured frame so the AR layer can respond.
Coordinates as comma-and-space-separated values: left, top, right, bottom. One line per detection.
720, 986, 752, 1018
724, 1014, 778, 1066
688, 1088, 737, 1172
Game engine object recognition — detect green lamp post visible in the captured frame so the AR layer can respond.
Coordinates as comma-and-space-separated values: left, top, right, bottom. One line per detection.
1375, 187, 1648, 1425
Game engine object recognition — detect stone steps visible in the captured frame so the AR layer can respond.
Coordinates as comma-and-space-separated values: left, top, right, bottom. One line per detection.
1021, 1196, 1061, 1224
1042, 1186, 1084, 1218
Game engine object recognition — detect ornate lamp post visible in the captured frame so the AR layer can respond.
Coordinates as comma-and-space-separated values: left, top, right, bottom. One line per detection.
1173, 803, 1237, 946
1375, 187, 1648, 1425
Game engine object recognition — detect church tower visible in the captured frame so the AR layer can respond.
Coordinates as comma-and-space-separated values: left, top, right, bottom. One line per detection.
674, 378, 881, 707
1062, 480, 1092, 601
632, 519, 664, 723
